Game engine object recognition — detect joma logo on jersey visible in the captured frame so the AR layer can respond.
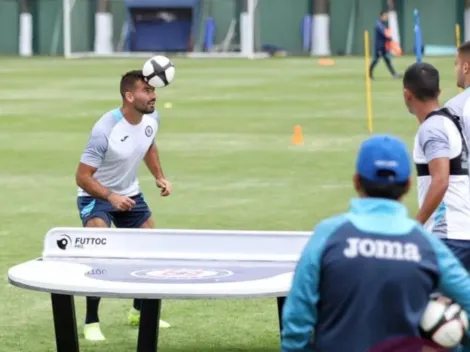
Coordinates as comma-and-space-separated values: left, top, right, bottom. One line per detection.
343, 238, 421, 262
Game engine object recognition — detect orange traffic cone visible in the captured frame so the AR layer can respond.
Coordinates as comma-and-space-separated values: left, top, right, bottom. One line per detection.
292, 125, 304, 145
385, 28, 402, 56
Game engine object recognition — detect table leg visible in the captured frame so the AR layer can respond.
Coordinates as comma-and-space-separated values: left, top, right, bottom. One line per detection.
277, 296, 286, 336
137, 299, 161, 352
51, 293, 79, 352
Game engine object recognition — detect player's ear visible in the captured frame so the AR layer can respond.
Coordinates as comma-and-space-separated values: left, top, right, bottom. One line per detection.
464, 61, 469, 74
403, 88, 413, 102
124, 91, 134, 103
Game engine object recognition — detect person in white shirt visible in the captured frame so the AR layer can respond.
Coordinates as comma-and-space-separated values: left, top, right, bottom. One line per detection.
442, 42, 470, 274
444, 41, 470, 146
75, 70, 172, 341
403, 62, 470, 271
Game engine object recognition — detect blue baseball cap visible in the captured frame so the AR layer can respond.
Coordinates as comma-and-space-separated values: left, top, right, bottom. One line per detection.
356, 134, 411, 184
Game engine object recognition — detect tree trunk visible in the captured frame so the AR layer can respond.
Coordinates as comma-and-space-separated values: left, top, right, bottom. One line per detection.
311, 0, 331, 56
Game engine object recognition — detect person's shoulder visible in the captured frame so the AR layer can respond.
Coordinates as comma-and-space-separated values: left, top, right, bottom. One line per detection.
419, 111, 449, 133
92, 109, 121, 135
143, 110, 160, 125
444, 93, 460, 108
406, 219, 447, 245
147, 110, 160, 121
445, 89, 470, 112
406, 219, 430, 235
424, 108, 461, 135
313, 213, 349, 238
299, 214, 349, 256
416, 118, 449, 148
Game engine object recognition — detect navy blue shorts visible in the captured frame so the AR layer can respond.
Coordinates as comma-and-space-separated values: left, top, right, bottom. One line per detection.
441, 238, 470, 272
77, 193, 152, 228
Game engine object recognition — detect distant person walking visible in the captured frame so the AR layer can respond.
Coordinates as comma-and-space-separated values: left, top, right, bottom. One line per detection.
369, 11, 401, 80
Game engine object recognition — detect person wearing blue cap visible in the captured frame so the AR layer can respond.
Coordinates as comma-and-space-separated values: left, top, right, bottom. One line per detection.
403, 62, 470, 271
280, 134, 470, 352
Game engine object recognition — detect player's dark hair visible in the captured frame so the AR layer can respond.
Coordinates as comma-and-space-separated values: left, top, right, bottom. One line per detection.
458, 41, 470, 55
380, 10, 387, 17
403, 62, 440, 101
358, 171, 409, 200
120, 70, 146, 98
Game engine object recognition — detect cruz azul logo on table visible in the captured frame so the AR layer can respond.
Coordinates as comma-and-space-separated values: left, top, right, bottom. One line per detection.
131, 268, 234, 280
56, 234, 107, 250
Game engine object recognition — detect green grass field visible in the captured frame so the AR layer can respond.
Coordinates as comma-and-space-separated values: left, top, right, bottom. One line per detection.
0, 55, 459, 351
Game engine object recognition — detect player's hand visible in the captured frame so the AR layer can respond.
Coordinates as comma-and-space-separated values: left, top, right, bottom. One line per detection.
156, 178, 172, 197
107, 193, 136, 211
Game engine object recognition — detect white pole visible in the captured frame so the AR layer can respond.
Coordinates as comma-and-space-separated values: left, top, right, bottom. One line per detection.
465, 7, 470, 42
247, 0, 255, 59
388, 10, 401, 45
19, 12, 33, 56
63, 0, 72, 58
94, 12, 114, 54
311, 0, 331, 56
240, 0, 255, 59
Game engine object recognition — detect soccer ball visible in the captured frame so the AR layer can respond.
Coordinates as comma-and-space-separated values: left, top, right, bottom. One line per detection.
419, 295, 468, 348
142, 55, 175, 88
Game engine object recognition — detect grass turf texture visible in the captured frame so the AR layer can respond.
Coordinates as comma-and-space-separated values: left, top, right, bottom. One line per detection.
0, 55, 458, 351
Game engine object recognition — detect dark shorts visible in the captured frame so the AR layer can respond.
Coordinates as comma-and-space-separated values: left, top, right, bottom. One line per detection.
77, 193, 152, 228
441, 238, 470, 272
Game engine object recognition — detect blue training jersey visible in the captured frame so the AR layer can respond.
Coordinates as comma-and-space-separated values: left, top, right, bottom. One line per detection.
281, 198, 470, 352
375, 19, 389, 49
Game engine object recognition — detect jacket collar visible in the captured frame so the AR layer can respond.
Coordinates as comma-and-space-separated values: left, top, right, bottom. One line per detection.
349, 197, 408, 217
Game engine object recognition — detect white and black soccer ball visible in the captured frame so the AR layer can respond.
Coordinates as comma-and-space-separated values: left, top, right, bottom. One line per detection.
420, 295, 468, 348
142, 55, 175, 88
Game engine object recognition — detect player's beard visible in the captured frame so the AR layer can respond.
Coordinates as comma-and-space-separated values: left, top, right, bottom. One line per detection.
135, 101, 155, 114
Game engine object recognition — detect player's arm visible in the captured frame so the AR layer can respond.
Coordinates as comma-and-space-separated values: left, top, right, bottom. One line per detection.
144, 142, 171, 196
76, 124, 135, 209
281, 219, 338, 352
76, 163, 112, 200
415, 126, 450, 225
75, 125, 113, 200
425, 234, 470, 351
144, 142, 165, 180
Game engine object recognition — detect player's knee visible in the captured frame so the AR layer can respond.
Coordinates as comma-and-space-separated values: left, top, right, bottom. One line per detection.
85, 217, 109, 228
139, 217, 153, 229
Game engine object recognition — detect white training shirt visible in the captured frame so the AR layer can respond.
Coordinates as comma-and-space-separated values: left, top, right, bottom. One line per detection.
413, 110, 470, 240
445, 87, 470, 146
78, 108, 159, 197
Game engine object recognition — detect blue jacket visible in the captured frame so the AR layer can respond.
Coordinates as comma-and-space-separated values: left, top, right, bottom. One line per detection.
375, 19, 391, 50
281, 198, 470, 352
